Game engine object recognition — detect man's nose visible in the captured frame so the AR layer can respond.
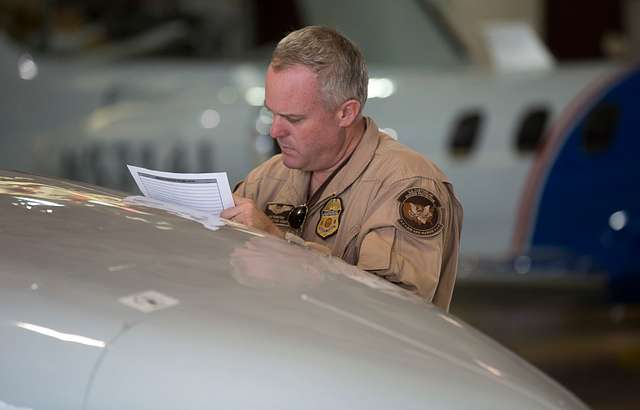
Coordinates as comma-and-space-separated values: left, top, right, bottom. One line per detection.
270, 116, 286, 139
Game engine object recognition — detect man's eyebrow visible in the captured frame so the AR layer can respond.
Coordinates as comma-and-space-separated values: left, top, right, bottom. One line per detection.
263, 103, 304, 119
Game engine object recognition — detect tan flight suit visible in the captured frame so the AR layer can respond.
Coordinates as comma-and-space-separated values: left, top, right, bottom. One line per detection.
235, 117, 463, 310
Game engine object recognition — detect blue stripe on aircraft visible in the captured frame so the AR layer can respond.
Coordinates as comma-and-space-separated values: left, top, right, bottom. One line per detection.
531, 67, 640, 299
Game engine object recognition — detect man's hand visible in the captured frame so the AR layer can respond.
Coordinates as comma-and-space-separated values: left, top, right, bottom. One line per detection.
220, 195, 284, 238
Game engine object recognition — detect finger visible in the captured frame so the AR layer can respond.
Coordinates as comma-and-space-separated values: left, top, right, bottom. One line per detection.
220, 206, 243, 219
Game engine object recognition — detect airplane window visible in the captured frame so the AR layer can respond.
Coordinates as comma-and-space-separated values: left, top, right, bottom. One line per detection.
448, 110, 483, 158
582, 102, 619, 154
515, 106, 550, 153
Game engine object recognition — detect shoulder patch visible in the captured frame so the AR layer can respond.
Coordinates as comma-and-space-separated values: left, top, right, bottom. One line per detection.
316, 197, 343, 239
397, 188, 443, 237
265, 202, 294, 227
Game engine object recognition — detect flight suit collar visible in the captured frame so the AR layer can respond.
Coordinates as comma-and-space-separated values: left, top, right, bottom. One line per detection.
307, 116, 380, 212
278, 169, 309, 206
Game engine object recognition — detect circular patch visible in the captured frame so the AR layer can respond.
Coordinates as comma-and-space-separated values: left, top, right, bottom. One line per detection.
397, 188, 443, 237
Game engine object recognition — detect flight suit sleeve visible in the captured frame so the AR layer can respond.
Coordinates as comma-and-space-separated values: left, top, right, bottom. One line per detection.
356, 177, 459, 310
232, 173, 260, 201
233, 180, 246, 195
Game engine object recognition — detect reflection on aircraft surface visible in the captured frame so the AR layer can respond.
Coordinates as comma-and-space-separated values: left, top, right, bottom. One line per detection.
1, 0, 636, 298
0, 175, 152, 215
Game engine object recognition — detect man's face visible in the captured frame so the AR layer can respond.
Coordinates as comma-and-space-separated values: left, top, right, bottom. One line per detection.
264, 64, 342, 172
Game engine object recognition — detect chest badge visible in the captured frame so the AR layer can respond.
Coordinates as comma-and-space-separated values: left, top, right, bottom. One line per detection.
264, 202, 294, 227
316, 197, 343, 239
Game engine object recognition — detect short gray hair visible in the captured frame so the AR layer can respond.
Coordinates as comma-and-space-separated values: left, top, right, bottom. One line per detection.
271, 26, 368, 113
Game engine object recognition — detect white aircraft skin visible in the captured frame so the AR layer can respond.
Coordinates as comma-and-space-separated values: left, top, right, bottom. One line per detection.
0, 170, 587, 409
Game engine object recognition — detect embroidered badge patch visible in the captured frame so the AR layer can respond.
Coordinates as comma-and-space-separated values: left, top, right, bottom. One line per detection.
264, 202, 294, 227
316, 197, 343, 239
397, 188, 443, 237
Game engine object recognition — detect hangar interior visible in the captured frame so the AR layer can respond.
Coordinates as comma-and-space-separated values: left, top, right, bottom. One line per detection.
1, 1, 639, 409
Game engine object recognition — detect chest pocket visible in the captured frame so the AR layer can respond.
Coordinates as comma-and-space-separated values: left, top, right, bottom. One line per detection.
357, 226, 395, 271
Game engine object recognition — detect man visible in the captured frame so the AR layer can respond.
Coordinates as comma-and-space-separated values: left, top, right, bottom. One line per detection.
221, 26, 463, 310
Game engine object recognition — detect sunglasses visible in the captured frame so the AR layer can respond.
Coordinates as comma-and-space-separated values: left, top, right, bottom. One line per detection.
287, 204, 308, 230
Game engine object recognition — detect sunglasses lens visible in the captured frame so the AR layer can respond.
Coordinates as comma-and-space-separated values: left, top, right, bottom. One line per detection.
288, 205, 307, 229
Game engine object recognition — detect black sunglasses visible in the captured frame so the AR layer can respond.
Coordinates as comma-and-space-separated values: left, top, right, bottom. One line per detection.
287, 204, 308, 230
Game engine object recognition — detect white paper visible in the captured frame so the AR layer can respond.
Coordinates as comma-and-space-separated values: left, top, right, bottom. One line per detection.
127, 165, 234, 215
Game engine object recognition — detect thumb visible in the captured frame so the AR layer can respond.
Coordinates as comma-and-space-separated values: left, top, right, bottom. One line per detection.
220, 206, 241, 219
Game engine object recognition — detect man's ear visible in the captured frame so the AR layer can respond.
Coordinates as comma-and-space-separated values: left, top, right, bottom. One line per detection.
336, 99, 361, 127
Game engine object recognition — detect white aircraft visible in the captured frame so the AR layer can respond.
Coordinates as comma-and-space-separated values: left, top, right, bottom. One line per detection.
1, 0, 629, 287
0, 169, 589, 409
